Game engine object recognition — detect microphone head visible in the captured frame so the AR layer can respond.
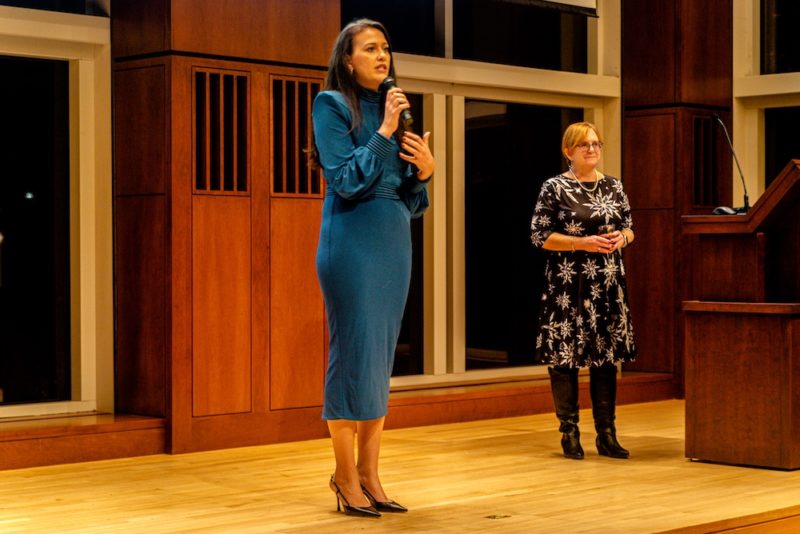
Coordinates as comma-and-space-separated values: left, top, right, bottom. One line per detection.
379, 76, 396, 93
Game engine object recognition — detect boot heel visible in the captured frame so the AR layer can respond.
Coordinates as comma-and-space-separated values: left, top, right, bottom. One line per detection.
596, 430, 629, 459
561, 430, 584, 459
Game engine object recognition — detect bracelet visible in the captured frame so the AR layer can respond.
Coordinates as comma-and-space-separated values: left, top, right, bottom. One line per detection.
622, 232, 629, 247
570, 237, 575, 252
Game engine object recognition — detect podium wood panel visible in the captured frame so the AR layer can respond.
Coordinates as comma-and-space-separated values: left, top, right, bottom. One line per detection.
684, 302, 800, 469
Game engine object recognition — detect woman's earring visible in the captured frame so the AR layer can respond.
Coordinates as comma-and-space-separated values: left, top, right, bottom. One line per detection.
347, 65, 353, 74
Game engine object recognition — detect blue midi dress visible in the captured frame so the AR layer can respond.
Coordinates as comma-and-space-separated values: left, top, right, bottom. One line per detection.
313, 89, 429, 420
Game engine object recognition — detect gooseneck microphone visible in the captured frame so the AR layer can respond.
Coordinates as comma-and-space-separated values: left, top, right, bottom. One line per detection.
379, 77, 414, 131
712, 113, 750, 215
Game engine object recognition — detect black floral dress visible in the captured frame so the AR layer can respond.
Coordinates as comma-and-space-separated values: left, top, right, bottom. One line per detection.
530, 174, 637, 368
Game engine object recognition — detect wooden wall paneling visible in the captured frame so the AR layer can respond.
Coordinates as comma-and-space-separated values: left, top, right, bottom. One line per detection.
621, 0, 676, 107
250, 69, 270, 414
115, 197, 168, 417
622, 0, 732, 108
169, 55, 194, 452
169, 0, 339, 67
192, 196, 253, 417
113, 60, 170, 417
677, 0, 732, 107
111, 0, 170, 59
114, 65, 167, 195
269, 199, 325, 410
623, 210, 675, 373
622, 110, 677, 375
623, 112, 676, 209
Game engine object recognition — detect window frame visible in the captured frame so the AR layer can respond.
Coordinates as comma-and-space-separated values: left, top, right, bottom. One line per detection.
0, 6, 113, 418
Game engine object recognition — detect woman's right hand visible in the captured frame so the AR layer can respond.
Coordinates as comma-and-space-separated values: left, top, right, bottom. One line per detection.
378, 87, 410, 139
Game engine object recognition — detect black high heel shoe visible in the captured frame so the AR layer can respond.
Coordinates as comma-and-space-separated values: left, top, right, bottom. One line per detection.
361, 485, 408, 513
329, 476, 381, 517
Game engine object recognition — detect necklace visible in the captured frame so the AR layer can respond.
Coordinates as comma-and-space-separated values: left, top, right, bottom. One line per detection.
568, 168, 600, 193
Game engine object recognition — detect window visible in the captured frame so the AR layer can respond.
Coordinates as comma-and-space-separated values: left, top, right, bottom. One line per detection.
341, 0, 439, 57
465, 101, 582, 369
761, 0, 800, 74
455, 0, 588, 72
0, 6, 112, 417
733, 1, 800, 199
764, 106, 800, 187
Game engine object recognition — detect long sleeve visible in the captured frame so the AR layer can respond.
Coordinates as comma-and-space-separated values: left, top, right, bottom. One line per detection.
613, 180, 634, 232
312, 91, 393, 200
401, 174, 430, 218
530, 178, 559, 247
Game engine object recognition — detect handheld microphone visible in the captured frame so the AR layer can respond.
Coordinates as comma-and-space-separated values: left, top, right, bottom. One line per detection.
379, 77, 414, 131
712, 113, 750, 215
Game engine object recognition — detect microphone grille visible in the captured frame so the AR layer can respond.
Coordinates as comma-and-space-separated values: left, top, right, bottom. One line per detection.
379, 77, 396, 92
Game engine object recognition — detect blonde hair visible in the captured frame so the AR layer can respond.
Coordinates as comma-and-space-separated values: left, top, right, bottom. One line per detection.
562, 121, 603, 157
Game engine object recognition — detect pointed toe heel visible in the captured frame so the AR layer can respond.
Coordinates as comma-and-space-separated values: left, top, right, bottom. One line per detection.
329, 476, 381, 517
361, 485, 408, 513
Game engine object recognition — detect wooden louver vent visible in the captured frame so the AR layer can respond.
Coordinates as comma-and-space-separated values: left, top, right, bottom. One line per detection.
194, 69, 249, 193
693, 116, 719, 207
272, 76, 323, 197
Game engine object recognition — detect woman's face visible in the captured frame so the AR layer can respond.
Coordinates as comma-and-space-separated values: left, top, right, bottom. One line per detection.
566, 129, 602, 171
347, 27, 391, 91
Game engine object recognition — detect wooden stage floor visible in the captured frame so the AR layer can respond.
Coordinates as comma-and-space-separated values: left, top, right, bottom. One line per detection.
1, 400, 799, 533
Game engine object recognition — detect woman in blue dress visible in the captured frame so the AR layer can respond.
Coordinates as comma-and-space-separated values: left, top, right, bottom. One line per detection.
530, 122, 636, 461
311, 19, 433, 517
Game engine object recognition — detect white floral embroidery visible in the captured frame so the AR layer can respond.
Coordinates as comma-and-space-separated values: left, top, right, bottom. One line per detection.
582, 258, 599, 280
582, 189, 621, 222
555, 292, 571, 310
556, 258, 576, 284
601, 258, 619, 287
590, 283, 602, 300
564, 220, 584, 235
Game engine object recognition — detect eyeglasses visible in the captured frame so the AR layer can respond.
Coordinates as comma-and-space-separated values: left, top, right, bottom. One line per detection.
576, 142, 603, 152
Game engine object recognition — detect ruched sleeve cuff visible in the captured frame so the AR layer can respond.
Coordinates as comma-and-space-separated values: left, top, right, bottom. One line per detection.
365, 132, 393, 161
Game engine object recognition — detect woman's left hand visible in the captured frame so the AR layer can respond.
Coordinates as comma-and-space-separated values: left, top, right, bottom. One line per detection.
601, 230, 625, 252
400, 131, 435, 181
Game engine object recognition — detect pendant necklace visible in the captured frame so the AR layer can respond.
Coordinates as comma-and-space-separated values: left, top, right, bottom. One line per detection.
569, 168, 600, 193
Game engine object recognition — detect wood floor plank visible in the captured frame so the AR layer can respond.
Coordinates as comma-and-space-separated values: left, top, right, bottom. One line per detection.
1, 400, 799, 533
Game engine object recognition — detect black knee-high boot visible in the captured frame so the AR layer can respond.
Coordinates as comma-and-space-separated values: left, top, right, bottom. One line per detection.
548, 366, 584, 459
589, 363, 630, 459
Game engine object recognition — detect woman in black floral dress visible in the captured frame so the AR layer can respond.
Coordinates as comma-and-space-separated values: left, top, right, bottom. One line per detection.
530, 122, 636, 460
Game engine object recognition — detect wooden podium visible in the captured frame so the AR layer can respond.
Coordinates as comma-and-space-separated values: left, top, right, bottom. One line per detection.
682, 160, 800, 469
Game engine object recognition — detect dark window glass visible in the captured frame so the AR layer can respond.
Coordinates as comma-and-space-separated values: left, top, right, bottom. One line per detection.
393, 93, 425, 376
341, 0, 439, 57
764, 106, 800, 188
0, 56, 71, 404
465, 100, 582, 369
455, 0, 588, 72
761, 0, 800, 74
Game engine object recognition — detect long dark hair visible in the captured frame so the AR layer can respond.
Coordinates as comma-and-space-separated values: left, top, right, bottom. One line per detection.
308, 18, 399, 169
